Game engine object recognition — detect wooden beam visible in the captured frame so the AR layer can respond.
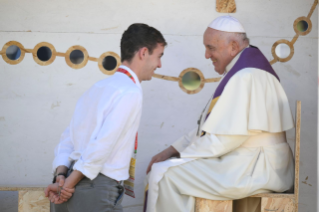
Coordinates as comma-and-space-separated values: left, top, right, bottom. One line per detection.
250, 193, 295, 199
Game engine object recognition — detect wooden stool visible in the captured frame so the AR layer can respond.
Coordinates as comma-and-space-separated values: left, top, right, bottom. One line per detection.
195, 101, 301, 212
0, 187, 49, 212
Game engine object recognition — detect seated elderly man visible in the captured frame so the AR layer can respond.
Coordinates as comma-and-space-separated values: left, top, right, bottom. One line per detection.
144, 16, 294, 212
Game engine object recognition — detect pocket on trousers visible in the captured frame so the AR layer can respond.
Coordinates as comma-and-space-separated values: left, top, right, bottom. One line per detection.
114, 184, 124, 206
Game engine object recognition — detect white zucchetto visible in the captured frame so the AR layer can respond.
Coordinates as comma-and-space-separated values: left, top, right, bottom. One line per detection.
208, 15, 245, 33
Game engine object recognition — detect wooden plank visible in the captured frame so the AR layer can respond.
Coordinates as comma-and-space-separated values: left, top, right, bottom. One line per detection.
0, 187, 45, 191
18, 190, 49, 212
54, 52, 66, 57
307, 0, 318, 19
261, 197, 295, 212
204, 77, 221, 83
294, 101, 301, 212
250, 193, 295, 199
195, 198, 232, 212
88, 56, 98, 62
152, 73, 179, 82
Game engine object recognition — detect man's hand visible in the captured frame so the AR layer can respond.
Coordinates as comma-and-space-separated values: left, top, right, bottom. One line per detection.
44, 182, 75, 204
146, 146, 180, 174
45, 165, 77, 204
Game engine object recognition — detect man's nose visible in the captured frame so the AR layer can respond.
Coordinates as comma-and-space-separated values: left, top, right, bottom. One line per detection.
205, 50, 210, 59
158, 60, 162, 68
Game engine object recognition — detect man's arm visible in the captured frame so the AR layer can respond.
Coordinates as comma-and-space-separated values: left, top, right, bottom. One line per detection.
146, 132, 251, 174
72, 91, 142, 180
52, 127, 74, 173
146, 146, 179, 174
146, 128, 196, 174
45, 126, 75, 203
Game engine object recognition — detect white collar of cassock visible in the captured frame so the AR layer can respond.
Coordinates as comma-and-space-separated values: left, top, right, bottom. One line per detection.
118, 65, 142, 91
224, 45, 249, 74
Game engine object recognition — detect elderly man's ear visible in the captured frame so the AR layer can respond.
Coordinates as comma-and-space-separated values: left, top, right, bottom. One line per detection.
230, 41, 240, 57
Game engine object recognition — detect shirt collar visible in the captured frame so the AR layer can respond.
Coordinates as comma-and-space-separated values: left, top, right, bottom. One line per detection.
225, 45, 249, 74
118, 65, 142, 90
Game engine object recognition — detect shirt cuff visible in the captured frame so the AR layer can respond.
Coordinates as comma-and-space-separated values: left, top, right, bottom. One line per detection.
52, 153, 72, 173
73, 159, 103, 180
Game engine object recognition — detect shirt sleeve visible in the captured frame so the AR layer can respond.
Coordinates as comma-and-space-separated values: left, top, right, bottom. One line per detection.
73, 91, 142, 180
171, 128, 197, 153
52, 126, 74, 173
180, 133, 251, 158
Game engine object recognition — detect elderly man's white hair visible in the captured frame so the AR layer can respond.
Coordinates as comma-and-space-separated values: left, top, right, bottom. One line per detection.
222, 31, 250, 47
208, 15, 250, 47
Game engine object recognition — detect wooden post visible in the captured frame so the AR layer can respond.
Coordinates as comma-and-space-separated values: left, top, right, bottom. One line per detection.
294, 101, 301, 212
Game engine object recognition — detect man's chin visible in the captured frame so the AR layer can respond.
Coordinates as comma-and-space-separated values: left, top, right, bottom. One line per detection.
214, 69, 221, 75
214, 68, 225, 75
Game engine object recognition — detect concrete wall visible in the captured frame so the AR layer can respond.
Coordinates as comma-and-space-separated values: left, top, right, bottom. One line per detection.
0, 0, 317, 211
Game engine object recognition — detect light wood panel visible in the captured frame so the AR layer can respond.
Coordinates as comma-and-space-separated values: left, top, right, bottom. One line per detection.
261, 197, 295, 212
216, 0, 236, 13
18, 190, 49, 212
195, 199, 232, 212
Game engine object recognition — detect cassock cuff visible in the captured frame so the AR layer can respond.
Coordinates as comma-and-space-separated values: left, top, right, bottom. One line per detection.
73, 159, 102, 180
171, 128, 197, 153
171, 137, 187, 153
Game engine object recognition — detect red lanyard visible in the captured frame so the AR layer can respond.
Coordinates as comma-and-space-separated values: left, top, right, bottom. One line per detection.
117, 68, 136, 84
117, 68, 138, 152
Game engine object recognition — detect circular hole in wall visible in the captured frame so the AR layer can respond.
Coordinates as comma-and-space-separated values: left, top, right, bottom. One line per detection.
98, 52, 121, 75
296, 20, 308, 32
70, 50, 84, 64
182, 71, 201, 91
6, 45, 21, 60
37, 46, 52, 62
102, 56, 117, 71
275, 43, 291, 59
293, 17, 312, 36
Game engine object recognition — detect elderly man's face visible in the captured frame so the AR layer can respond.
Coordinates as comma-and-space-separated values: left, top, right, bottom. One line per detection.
203, 28, 234, 75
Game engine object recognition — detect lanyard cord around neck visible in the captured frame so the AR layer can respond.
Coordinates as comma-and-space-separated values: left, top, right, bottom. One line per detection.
117, 68, 138, 198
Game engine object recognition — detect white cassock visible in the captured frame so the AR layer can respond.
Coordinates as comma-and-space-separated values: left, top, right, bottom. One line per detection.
145, 51, 295, 212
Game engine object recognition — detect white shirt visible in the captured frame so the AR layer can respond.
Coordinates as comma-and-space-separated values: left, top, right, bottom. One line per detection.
52, 65, 143, 181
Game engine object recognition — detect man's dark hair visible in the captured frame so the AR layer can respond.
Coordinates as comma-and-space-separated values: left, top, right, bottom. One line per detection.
120, 23, 167, 62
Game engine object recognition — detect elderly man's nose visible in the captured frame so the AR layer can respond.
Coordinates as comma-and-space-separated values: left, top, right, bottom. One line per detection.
205, 50, 210, 59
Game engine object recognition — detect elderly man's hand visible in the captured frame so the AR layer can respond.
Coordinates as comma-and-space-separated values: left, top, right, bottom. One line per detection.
146, 146, 180, 174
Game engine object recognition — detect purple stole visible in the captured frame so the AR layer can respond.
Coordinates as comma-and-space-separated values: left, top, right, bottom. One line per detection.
206, 46, 280, 120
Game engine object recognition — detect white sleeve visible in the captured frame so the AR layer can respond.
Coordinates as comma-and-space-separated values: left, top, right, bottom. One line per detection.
73, 91, 142, 180
171, 128, 197, 153
180, 133, 250, 158
52, 126, 74, 172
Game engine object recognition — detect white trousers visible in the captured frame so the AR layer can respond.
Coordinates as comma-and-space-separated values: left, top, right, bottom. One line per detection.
155, 159, 261, 212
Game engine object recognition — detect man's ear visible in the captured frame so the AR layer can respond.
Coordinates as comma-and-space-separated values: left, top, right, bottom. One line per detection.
230, 41, 239, 57
138, 47, 148, 60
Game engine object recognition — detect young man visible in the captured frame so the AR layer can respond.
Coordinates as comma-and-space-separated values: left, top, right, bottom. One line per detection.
45, 23, 166, 212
